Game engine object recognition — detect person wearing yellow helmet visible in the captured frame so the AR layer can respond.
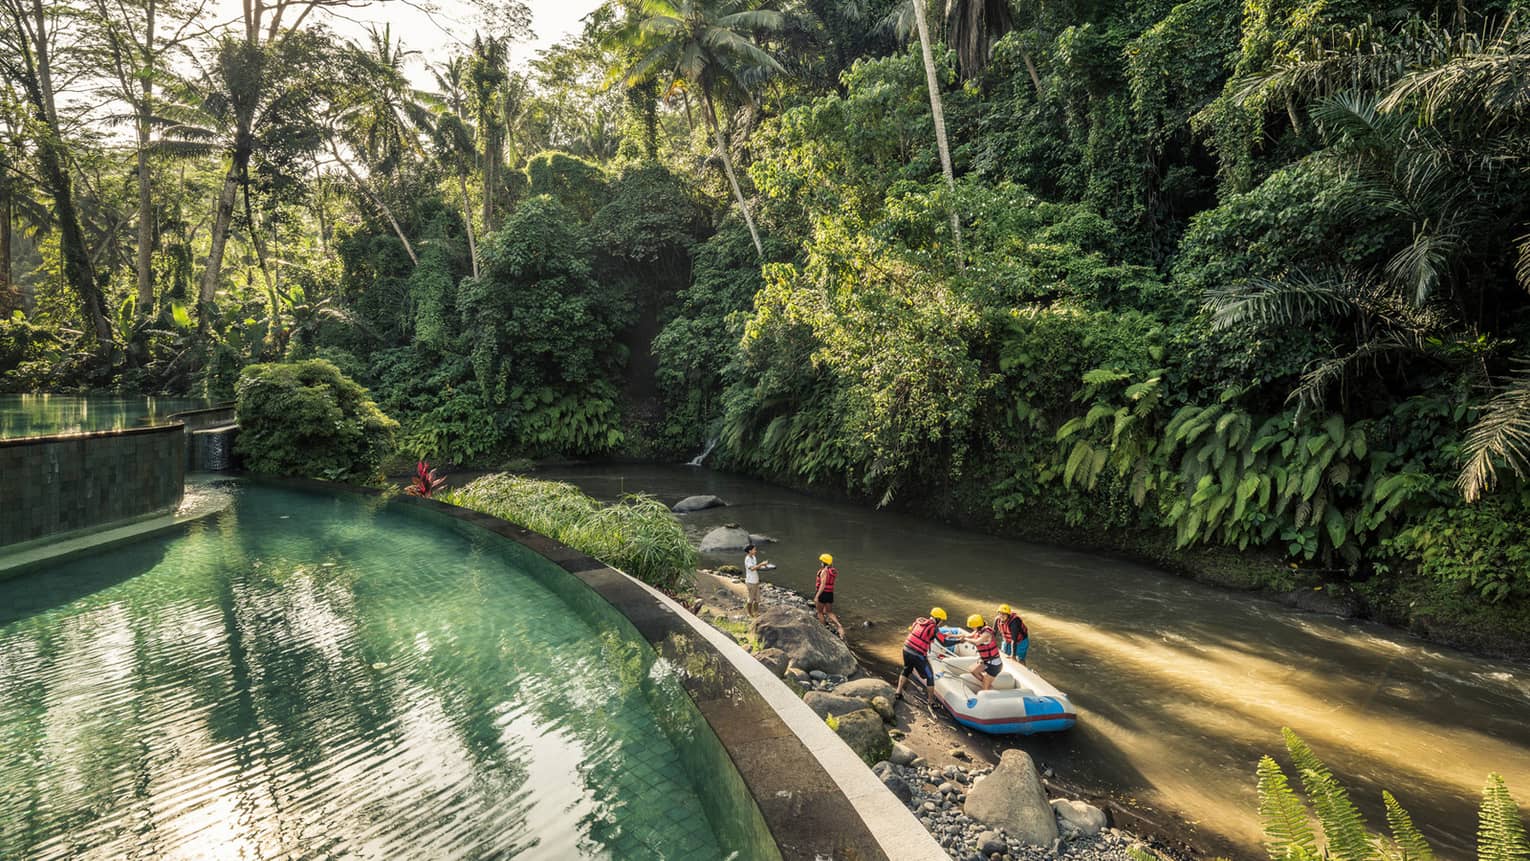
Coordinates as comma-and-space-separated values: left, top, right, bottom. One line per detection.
962, 613, 1002, 692
994, 603, 1030, 664
895, 607, 949, 709
812, 553, 845, 638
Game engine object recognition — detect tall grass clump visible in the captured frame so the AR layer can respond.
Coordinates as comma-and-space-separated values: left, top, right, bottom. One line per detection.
442, 474, 697, 591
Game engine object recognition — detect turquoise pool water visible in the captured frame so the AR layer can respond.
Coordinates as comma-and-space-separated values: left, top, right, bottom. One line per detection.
0, 393, 208, 439
0, 484, 746, 859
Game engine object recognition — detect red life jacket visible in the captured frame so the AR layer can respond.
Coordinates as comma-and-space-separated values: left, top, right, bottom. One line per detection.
997, 612, 1027, 643
817, 566, 837, 593
975, 626, 1000, 660
905, 617, 939, 655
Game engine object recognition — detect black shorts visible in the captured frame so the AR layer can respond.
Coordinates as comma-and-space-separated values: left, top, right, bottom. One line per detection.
817, 591, 834, 604
981, 658, 1002, 677
901, 648, 934, 686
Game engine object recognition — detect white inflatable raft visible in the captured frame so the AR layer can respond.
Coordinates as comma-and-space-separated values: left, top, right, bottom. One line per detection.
926, 630, 1077, 735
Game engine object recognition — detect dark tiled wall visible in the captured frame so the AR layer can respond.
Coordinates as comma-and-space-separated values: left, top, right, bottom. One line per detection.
0, 425, 185, 547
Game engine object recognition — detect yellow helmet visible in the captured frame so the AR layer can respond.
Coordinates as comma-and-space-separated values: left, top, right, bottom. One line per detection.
930, 607, 948, 621
819, 553, 833, 565
967, 614, 985, 628
998, 603, 1012, 614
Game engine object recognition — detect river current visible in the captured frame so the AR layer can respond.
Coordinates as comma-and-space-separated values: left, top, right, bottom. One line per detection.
538, 463, 1530, 859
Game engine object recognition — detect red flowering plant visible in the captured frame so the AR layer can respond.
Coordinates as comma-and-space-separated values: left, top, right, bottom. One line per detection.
406, 461, 447, 498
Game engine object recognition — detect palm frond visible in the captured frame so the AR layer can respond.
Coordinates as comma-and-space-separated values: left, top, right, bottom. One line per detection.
1386, 226, 1462, 306
1458, 364, 1530, 503
1206, 274, 1361, 332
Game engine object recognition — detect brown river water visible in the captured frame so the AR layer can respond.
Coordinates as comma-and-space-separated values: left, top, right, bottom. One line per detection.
536, 463, 1530, 860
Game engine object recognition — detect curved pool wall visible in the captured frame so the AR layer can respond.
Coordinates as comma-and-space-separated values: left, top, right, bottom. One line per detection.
293, 478, 944, 861
0, 423, 185, 548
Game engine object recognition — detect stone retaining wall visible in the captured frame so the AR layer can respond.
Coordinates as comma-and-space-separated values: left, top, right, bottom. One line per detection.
0, 424, 185, 548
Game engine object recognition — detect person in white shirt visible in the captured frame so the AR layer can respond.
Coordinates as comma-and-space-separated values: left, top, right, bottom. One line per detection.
743, 544, 769, 616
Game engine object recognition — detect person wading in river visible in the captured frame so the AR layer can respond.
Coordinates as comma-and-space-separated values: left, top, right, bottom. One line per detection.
895, 607, 948, 712
994, 603, 1029, 664
813, 553, 845, 638
743, 544, 770, 617
963, 614, 1002, 692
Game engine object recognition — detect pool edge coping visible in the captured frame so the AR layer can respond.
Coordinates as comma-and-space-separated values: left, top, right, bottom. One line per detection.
269, 476, 947, 861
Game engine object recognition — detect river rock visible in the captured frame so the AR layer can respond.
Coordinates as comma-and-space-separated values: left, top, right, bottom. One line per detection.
699, 525, 752, 552
976, 831, 1007, 856
890, 741, 917, 766
834, 708, 892, 764
835, 677, 897, 703
754, 647, 789, 677
882, 773, 914, 804
750, 606, 857, 675
869, 695, 895, 722
749, 533, 776, 544
785, 666, 810, 684
672, 494, 725, 513
803, 691, 872, 719
1051, 798, 1108, 836
964, 749, 1059, 845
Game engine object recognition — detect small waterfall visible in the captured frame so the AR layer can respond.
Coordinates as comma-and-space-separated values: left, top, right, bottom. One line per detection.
685, 438, 718, 467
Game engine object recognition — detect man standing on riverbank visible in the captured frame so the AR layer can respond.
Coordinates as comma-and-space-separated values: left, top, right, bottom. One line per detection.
743, 544, 769, 616
895, 607, 948, 711
814, 553, 846, 638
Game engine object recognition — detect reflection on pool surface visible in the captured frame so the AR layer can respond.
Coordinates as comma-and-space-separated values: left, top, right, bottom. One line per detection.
0, 483, 735, 860
0, 393, 208, 439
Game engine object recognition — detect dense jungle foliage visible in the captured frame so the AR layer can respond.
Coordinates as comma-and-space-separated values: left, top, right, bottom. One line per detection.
3, 0, 1530, 650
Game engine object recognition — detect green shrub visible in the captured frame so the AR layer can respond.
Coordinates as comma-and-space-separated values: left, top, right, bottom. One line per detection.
397, 386, 505, 466
235, 359, 399, 483
442, 473, 696, 590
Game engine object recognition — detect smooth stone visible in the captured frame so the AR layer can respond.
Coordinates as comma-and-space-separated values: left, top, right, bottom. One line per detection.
882, 774, 914, 804
804, 690, 874, 719
1051, 798, 1109, 836
890, 741, 917, 766
785, 666, 810, 683
748, 533, 776, 544
672, 494, 725, 513
835, 677, 897, 703
977, 831, 1007, 856
809, 669, 829, 680
939, 782, 956, 794
964, 749, 1059, 846
749, 606, 857, 675
698, 524, 752, 552
869, 695, 896, 722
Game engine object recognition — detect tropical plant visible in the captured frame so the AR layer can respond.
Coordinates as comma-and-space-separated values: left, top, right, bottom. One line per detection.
405, 460, 446, 497
444, 473, 698, 589
1253, 729, 1527, 861
234, 358, 399, 483
621, 0, 786, 259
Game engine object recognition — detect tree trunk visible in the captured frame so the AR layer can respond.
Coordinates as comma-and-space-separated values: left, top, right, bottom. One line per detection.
458, 171, 479, 278
703, 90, 763, 260
24, 0, 113, 353
911, 0, 963, 257
329, 137, 418, 266
1020, 45, 1042, 96
0, 187, 11, 314
199, 160, 241, 329
134, 0, 156, 327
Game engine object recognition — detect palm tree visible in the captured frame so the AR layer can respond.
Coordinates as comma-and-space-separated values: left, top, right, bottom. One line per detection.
324, 26, 434, 266
623, 0, 785, 260
430, 56, 480, 278
946, 0, 1013, 82
889, 0, 962, 255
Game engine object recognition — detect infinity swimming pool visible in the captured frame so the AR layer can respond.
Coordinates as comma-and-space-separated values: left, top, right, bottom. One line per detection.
0, 393, 208, 439
0, 482, 769, 859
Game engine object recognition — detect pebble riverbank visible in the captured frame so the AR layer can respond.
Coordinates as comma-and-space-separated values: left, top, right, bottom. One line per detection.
691, 566, 1160, 861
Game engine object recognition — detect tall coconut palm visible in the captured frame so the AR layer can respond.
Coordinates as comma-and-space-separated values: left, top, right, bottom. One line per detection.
946, 0, 1013, 82
430, 56, 480, 277
622, 0, 785, 260
899, 0, 962, 254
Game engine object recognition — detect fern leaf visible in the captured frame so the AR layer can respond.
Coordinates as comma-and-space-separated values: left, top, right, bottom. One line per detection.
1284, 729, 1378, 861
1259, 754, 1318, 861
1382, 791, 1434, 861
1477, 773, 1530, 861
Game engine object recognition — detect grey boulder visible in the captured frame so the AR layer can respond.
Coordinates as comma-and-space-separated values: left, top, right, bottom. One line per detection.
835, 677, 897, 703
1051, 798, 1108, 836
890, 741, 917, 766
672, 494, 725, 513
750, 606, 857, 675
698, 525, 752, 552
976, 831, 1007, 856
803, 691, 873, 719
964, 748, 1059, 845
754, 647, 789, 677
832, 708, 891, 764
